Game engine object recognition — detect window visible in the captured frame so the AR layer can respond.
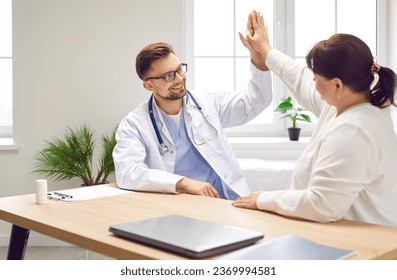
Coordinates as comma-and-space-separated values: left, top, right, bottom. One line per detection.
185, 0, 385, 137
0, 0, 13, 138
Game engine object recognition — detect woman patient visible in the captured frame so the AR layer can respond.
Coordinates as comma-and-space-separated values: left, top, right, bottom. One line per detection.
233, 11, 397, 227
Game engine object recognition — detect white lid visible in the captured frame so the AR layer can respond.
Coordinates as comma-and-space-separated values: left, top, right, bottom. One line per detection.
35, 179, 47, 187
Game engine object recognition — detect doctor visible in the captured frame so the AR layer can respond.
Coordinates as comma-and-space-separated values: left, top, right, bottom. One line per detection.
113, 39, 272, 199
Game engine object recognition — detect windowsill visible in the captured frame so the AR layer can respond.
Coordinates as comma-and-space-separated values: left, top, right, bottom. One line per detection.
227, 136, 309, 159
0, 138, 19, 151
227, 136, 310, 149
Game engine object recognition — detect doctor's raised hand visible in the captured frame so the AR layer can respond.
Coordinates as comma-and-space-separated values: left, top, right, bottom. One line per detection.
238, 10, 272, 63
238, 11, 268, 71
113, 21, 273, 199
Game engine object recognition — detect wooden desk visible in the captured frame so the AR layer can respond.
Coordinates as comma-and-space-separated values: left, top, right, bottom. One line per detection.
1, 188, 397, 260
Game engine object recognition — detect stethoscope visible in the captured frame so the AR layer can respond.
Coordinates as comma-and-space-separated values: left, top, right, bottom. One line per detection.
148, 90, 203, 156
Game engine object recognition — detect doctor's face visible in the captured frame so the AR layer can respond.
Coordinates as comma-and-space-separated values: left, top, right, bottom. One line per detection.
144, 53, 187, 101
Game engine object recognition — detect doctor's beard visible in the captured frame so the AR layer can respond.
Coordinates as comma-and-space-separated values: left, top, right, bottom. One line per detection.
166, 80, 186, 100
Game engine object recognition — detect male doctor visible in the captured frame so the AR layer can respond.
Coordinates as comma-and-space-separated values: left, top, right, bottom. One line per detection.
113, 34, 271, 199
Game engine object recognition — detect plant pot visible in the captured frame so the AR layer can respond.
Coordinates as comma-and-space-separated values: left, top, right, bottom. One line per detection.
288, 127, 301, 141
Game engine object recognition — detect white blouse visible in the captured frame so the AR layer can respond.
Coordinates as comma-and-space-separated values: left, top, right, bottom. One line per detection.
256, 49, 397, 227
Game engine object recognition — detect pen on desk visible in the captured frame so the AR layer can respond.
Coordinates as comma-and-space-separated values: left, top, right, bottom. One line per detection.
53, 191, 73, 199
47, 194, 62, 201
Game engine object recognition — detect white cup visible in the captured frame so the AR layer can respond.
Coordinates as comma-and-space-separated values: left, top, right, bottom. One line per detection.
35, 179, 48, 205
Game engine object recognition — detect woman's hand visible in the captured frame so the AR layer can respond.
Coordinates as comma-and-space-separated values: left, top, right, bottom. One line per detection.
232, 192, 262, 209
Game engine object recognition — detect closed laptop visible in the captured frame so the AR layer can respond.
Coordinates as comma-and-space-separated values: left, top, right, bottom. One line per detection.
109, 214, 264, 258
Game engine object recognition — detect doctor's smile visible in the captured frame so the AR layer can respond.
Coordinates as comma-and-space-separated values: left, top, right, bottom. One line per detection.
169, 82, 184, 91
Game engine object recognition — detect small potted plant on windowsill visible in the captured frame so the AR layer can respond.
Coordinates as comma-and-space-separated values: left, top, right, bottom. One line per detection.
275, 96, 311, 141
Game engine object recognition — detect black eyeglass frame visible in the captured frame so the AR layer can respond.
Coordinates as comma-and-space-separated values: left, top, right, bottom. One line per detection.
145, 63, 188, 82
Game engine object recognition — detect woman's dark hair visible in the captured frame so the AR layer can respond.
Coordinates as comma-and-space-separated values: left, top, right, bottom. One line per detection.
135, 42, 175, 80
306, 34, 396, 108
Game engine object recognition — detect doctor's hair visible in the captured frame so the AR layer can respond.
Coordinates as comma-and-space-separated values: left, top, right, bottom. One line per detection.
306, 33, 396, 108
135, 42, 175, 80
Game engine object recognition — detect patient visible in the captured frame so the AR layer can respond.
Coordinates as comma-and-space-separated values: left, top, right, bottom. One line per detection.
233, 11, 397, 227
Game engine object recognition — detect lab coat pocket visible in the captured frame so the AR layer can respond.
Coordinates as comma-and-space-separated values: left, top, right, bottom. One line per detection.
190, 112, 218, 145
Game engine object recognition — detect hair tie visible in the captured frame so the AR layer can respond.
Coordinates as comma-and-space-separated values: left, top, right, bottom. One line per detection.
371, 63, 381, 75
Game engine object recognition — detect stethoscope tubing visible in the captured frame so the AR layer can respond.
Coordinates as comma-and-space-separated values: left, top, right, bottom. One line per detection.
148, 90, 201, 154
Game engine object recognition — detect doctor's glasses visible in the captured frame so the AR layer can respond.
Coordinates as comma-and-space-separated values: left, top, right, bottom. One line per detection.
145, 63, 188, 83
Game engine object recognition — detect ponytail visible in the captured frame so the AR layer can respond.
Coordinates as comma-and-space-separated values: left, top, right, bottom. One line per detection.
369, 66, 397, 108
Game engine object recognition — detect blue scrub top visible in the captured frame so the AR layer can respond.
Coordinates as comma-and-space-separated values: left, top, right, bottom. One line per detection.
161, 109, 239, 200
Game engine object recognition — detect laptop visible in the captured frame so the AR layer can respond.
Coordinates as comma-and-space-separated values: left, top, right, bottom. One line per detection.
109, 214, 264, 258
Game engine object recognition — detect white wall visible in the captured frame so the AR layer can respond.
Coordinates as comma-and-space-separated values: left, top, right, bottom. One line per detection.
0, 0, 184, 245
390, 0, 397, 131
390, 0, 397, 69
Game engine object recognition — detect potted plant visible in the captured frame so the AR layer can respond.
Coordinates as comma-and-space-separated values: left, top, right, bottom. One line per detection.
33, 125, 117, 186
275, 96, 311, 141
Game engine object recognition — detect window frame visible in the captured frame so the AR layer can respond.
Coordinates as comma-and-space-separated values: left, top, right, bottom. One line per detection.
0, 0, 13, 139
0, 125, 12, 138
184, 0, 388, 138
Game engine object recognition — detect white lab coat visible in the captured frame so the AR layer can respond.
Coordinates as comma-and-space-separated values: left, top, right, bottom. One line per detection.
113, 63, 272, 195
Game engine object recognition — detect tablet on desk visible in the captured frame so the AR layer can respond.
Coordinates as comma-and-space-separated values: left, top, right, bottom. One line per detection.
215, 234, 355, 260
109, 214, 264, 258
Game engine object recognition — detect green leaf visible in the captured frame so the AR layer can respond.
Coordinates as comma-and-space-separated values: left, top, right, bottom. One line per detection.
274, 101, 293, 113
299, 114, 312, 122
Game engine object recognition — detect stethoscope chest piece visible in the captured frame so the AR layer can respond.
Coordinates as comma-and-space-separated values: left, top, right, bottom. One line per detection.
158, 143, 169, 156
